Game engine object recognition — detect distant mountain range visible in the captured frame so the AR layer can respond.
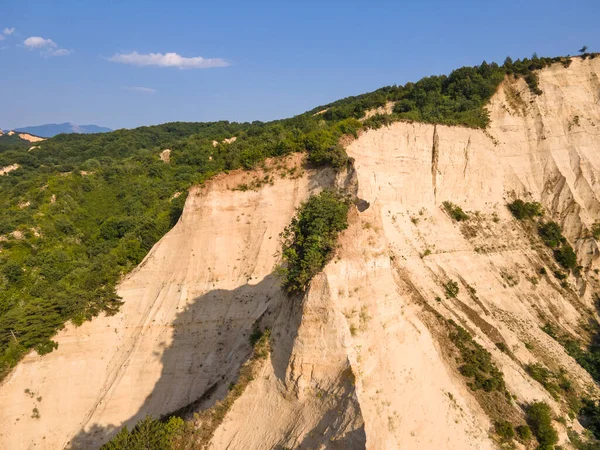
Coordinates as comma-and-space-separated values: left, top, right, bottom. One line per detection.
7, 123, 112, 138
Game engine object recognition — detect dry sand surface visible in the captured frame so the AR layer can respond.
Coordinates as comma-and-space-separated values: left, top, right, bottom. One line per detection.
1, 58, 600, 450
0, 164, 20, 176
17, 133, 45, 143
362, 101, 395, 120
0, 131, 45, 142
159, 149, 171, 163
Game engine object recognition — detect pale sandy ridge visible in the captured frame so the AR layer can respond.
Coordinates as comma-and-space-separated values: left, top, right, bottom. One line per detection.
0, 131, 45, 142
17, 133, 45, 143
0, 164, 19, 175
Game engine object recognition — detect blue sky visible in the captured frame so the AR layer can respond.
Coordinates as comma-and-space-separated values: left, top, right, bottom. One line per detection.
1, 0, 598, 130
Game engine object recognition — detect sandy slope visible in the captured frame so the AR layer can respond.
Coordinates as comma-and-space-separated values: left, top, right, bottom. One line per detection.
17, 133, 45, 143
0, 164, 19, 176
1, 58, 600, 450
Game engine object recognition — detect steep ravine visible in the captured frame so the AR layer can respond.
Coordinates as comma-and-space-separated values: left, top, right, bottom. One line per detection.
0, 57, 600, 449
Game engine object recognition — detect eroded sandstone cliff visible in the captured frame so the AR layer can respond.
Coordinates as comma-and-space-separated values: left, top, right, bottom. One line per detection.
1, 57, 600, 450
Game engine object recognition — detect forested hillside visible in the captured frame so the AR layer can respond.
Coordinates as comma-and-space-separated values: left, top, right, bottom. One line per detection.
0, 133, 32, 151
0, 53, 592, 380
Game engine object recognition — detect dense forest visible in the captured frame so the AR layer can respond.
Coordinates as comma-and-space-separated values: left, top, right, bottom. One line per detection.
0, 54, 592, 381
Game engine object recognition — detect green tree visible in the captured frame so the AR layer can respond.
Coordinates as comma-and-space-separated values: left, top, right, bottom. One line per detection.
527, 402, 558, 450
280, 190, 349, 293
101, 416, 184, 450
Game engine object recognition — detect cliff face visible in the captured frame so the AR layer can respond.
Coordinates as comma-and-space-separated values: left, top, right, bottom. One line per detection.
1, 58, 600, 450
0, 154, 338, 449
210, 57, 600, 449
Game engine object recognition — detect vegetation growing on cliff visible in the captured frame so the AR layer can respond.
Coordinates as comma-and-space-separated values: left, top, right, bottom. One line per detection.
543, 321, 600, 386
508, 199, 543, 220
508, 200, 578, 272
526, 402, 559, 450
541, 321, 600, 440
442, 201, 469, 221
525, 363, 576, 404
101, 328, 272, 449
102, 416, 185, 450
448, 320, 506, 393
280, 190, 350, 293
538, 221, 578, 271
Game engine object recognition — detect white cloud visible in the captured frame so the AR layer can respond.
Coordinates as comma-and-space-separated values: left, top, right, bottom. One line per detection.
3, 27, 15, 35
24, 36, 57, 49
108, 51, 229, 69
127, 86, 156, 94
23, 36, 71, 57
50, 48, 72, 56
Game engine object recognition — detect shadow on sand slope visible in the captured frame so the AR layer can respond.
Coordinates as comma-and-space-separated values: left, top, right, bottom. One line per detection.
68, 273, 297, 449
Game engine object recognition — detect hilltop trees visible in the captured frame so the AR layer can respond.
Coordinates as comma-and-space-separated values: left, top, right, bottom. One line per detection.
314, 55, 575, 129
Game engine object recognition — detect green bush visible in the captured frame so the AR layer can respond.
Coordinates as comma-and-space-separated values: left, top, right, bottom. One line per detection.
444, 280, 460, 299
525, 363, 570, 399
307, 143, 348, 169
280, 190, 349, 293
363, 114, 394, 130
554, 245, 577, 271
537, 221, 578, 271
545, 322, 600, 422
568, 428, 600, 450
495, 420, 515, 440
508, 199, 543, 220
101, 415, 185, 450
443, 201, 469, 221
580, 398, 600, 440
449, 321, 506, 393
516, 424, 532, 441
542, 323, 558, 339
592, 223, 600, 240
526, 402, 558, 450
561, 333, 600, 385
538, 221, 565, 248
553, 270, 567, 280
525, 73, 543, 95
495, 342, 508, 353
